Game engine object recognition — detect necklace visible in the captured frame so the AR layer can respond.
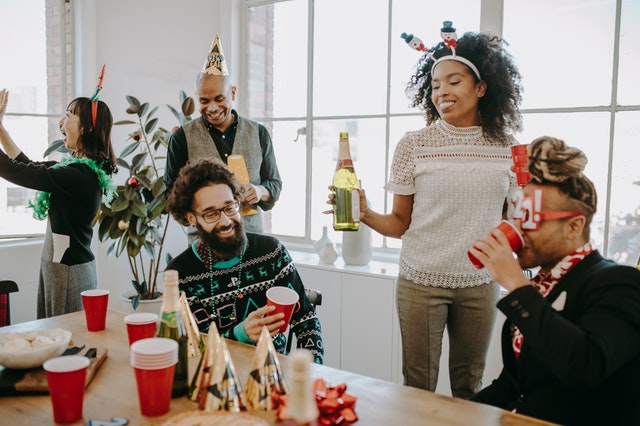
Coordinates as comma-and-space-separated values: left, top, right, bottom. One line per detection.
206, 243, 245, 322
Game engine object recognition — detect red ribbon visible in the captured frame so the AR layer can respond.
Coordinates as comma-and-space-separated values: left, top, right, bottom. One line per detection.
274, 378, 358, 425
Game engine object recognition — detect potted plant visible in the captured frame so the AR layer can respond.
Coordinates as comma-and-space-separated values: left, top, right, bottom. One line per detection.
94, 92, 194, 310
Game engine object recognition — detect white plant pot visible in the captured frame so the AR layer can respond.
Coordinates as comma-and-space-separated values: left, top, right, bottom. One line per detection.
119, 289, 163, 315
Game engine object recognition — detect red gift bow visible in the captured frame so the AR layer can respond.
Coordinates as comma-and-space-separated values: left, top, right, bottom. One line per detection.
274, 378, 358, 425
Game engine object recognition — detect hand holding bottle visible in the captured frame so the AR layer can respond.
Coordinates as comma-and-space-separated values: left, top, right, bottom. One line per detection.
323, 186, 369, 221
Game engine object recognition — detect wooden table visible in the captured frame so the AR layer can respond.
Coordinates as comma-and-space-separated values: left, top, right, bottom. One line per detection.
0, 309, 557, 425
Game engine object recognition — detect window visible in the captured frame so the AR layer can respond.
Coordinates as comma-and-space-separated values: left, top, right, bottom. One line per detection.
245, 0, 640, 266
0, 0, 71, 238
503, 0, 640, 265
246, 0, 480, 249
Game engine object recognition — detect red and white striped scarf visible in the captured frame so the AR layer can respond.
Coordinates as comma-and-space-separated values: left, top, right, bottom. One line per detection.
511, 243, 594, 358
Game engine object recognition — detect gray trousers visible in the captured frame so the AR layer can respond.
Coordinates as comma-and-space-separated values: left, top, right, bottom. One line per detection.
396, 275, 499, 399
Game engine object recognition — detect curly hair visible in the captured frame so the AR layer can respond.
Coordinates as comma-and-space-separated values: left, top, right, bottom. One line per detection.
67, 97, 118, 175
405, 32, 523, 141
527, 136, 597, 236
165, 158, 241, 226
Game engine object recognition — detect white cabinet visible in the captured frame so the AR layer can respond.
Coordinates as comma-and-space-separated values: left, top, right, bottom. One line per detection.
294, 254, 402, 383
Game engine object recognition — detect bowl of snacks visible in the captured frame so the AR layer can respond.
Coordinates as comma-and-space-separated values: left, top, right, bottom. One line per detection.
0, 328, 72, 369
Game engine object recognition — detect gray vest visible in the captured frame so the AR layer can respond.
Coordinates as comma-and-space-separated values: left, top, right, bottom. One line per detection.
183, 117, 264, 234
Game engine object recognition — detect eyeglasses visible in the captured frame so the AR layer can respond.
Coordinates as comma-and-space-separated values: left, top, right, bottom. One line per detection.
192, 201, 240, 224
510, 188, 583, 230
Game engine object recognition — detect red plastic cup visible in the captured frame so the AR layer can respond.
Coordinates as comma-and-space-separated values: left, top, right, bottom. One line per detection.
124, 313, 158, 346
468, 220, 524, 269
133, 365, 176, 416
81, 289, 110, 332
43, 355, 90, 424
130, 337, 178, 417
511, 144, 528, 156
266, 286, 300, 334
511, 144, 531, 187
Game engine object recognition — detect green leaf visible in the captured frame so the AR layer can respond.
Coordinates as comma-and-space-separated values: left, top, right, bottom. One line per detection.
182, 97, 195, 116
130, 198, 148, 218
139, 102, 149, 118
143, 240, 156, 259
131, 152, 148, 172
131, 294, 140, 310
144, 118, 158, 134
147, 106, 159, 118
114, 120, 137, 126
120, 141, 141, 158
167, 104, 181, 123
116, 158, 130, 170
111, 196, 130, 213
131, 279, 144, 294
126, 96, 140, 107
151, 178, 165, 197
43, 139, 71, 156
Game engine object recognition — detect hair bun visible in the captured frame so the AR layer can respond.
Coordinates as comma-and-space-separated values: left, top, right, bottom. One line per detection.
528, 136, 587, 183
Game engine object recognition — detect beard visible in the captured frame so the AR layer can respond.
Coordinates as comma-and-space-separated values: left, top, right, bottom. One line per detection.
196, 219, 246, 259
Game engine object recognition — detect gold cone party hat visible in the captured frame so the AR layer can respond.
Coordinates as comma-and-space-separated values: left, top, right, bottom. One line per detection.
189, 322, 220, 401
202, 32, 229, 76
179, 292, 204, 358
244, 326, 289, 410
199, 336, 247, 412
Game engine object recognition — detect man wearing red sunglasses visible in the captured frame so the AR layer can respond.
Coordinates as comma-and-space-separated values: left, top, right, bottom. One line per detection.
469, 136, 640, 425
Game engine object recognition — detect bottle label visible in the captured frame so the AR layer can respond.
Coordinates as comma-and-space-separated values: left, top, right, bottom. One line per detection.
351, 189, 360, 221
160, 311, 178, 328
337, 159, 353, 169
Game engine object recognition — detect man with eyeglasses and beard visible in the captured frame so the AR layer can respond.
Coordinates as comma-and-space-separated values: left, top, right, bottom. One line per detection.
165, 158, 323, 364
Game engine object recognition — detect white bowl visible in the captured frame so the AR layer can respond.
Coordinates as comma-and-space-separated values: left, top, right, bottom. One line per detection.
0, 328, 72, 369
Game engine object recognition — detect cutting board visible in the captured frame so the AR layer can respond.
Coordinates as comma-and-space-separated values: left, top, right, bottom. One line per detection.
0, 345, 108, 396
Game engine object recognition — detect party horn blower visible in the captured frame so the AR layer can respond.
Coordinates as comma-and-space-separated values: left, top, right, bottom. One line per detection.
189, 323, 220, 401
227, 154, 258, 215
179, 292, 204, 357
244, 326, 289, 410
199, 337, 247, 412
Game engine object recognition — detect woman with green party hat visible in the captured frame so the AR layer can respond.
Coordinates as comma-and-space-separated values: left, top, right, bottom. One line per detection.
0, 65, 117, 318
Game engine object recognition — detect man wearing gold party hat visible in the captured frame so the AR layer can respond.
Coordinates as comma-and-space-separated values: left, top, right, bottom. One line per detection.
165, 32, 282, 237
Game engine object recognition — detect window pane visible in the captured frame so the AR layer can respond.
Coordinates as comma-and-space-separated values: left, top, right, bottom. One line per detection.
265, 120, 307, 237
0, 0, 47, 115
519, 112, 611, 250
618, 0, 640, 105
310, 119, 386, 245
504, 0, 616, 109
313, 0, 388, 116
608, 112, 640, 265
390, 2, 480, 114
248, 1, 308, 118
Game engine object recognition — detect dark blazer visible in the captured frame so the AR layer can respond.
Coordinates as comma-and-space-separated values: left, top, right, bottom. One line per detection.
473, 251, 640, 425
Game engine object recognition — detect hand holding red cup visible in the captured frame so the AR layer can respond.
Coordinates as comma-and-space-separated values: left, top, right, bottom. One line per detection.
468, 220, 524, 269
266, 287, 301, 334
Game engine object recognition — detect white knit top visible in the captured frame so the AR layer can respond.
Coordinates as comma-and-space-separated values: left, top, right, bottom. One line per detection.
385, 120, 517, 288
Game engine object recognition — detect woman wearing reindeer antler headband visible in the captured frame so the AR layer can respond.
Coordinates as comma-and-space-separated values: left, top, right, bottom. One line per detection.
0, 66, 117, 318
341, 22, 524, 398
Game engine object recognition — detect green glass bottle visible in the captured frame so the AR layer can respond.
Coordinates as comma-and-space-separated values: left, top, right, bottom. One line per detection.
332, 132, 360, 231
156, 269, 189, 398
